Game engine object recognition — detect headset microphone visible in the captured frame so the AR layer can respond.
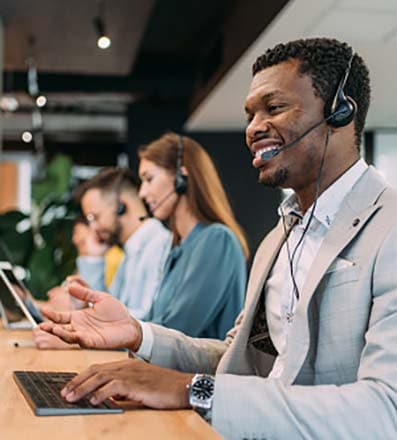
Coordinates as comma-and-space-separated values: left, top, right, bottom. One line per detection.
260, 105, 350, 162
260, 117, 327, 161
138, 188, 176, 221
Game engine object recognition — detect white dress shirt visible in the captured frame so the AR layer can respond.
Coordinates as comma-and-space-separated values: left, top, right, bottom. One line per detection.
136, 160, 368, 361
266, 159, 368, 378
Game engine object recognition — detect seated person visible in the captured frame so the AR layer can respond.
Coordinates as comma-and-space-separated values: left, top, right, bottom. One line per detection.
39, 38, 397, 439
47, 168, 171, 318
72, 217, 124, 288
34, 168, 171, 349
136, 133, 248, 339
37, 133, 248, 345
46, 218, 115, 312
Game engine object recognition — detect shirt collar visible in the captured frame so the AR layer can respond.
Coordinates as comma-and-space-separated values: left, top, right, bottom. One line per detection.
123, 218, 165, 255
279, 159, 368, 229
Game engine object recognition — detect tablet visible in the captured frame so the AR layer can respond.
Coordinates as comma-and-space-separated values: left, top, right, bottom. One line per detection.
0, 262, 43, 329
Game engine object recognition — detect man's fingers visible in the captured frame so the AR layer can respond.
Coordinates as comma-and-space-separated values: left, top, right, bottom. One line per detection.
66, 275, 88, 288
41, 306, 72, 324
38, 321, 55, 332
51, 325, 78, 344
90, 380, 127, 405
61, 364, 100, 396
62, 368, 111, 403
47, 286, 66, 298
68, 284, 109, 304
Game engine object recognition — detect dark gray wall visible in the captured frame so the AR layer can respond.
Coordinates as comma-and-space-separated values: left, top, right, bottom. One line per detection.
189, 131, 280, 261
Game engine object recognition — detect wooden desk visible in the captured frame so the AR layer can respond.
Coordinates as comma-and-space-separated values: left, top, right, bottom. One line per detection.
0, 328, 221, 439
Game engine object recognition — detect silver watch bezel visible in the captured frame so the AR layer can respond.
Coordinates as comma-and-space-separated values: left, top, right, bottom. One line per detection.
189, 374, 215, 411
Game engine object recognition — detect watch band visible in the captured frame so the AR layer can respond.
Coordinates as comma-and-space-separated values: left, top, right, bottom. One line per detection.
188, 374, 215, 424
195, 405, 213, 423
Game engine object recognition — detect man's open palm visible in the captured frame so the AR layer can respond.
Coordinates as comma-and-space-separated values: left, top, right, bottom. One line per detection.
40, 285, 142, 351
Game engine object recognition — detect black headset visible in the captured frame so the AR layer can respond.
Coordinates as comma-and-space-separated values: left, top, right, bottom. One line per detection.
116, 200, 127, 216
324, 53, 357, 128
114, 169, 135, 216
284, 52, 358, 304
174, 135, 188, 195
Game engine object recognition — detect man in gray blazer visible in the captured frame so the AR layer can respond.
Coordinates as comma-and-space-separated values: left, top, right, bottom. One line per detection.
41, 38, 397, 439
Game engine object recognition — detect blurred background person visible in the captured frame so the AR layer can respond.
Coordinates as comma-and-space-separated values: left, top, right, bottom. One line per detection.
47, 168, 171, 318
137, 132, 249, 339
46, 217, 124, 311
72, 217, 124, 288
36, 133, 248, 346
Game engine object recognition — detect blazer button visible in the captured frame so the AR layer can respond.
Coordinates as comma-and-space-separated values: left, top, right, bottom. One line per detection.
352, 218, 360, 227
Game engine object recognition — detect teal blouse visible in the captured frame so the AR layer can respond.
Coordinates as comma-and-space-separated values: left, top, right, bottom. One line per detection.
143, 223, 246, 339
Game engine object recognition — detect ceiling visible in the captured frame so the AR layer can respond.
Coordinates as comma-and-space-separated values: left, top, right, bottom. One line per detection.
2, 0, 397, 161
187, 0, 397, 131
0, 0, 287, 157
1, 0, 154, 75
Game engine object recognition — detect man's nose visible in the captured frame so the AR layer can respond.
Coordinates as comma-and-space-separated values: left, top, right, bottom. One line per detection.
246, 114, 270, 142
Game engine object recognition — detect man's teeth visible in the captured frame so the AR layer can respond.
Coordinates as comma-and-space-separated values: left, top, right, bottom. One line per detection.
255, 146, 279, 158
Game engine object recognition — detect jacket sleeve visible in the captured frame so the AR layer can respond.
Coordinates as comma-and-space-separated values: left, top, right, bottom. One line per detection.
211, 226, 397, 440
149, 322, 228, 374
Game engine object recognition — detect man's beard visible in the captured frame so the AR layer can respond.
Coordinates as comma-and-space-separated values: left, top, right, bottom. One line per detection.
259, 167, 289, 188
98, 221, 122, 247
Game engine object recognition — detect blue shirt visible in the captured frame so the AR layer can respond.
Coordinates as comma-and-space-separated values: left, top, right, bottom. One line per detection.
143, 223, 246, 339
77, 218, 171, 318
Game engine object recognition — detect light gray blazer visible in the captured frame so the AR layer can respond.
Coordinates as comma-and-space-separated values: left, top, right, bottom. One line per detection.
148, 166, 397, 439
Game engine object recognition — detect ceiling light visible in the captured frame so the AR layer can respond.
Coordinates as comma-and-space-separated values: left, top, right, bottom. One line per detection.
22, 131, 33, 143
0, 95, 19, 112
36, 95, 47, 108
97, 35, 111, 49
93, 1, 111, 50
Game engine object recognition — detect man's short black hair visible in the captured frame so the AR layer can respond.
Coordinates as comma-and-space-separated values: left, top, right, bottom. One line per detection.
253, 37, 371, 148
74, 167, 138, 204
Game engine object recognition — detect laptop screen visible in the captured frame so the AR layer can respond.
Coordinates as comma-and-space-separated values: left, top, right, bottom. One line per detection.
0, 264, 43, 328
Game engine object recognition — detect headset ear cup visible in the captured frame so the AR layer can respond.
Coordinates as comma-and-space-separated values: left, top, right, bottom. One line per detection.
174, 174, 188, 195
327, 96, 356, 128
116, 202, 127, 216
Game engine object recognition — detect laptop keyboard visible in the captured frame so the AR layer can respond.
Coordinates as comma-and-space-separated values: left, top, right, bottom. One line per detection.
13, 371, 123, 416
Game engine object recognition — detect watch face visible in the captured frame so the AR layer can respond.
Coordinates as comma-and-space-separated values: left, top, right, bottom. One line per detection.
191, 377, 214, 401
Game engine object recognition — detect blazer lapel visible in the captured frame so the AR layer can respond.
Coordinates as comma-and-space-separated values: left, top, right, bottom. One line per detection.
283, 166, 387, 383
243, 220, 288, 327
217, 219, 288, 374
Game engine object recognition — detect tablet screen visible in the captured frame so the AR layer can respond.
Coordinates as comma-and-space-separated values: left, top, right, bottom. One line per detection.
0, 266, 43, 328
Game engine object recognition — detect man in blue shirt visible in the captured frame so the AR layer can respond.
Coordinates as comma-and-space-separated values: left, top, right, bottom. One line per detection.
50, 168, 171, 318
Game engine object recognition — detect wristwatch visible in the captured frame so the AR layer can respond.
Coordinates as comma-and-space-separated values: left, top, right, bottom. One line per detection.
188, 374, 215, 423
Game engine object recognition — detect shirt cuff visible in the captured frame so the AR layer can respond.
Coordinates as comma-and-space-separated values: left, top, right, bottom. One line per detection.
133, 320, 154, 361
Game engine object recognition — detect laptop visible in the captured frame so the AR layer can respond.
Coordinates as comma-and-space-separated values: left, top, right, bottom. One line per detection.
0, 261, 123, 415
0, 261, 43, 329
13, 371, 123, 416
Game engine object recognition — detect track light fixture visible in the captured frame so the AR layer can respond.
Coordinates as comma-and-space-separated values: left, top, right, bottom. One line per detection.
25, 42, 45, 157
93, 0, 111, 50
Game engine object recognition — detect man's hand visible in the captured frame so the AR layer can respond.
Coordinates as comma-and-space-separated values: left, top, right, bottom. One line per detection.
73, 223, 109, 257
63, 274, 89, 289
61, 359, 194, 410
46, 276, 89, 311
39, 284, 142, 351
33, 327, 79, 350
46, 286, 75, 311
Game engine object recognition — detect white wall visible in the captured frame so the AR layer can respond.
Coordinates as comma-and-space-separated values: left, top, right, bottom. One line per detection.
373, 131, 397, 189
